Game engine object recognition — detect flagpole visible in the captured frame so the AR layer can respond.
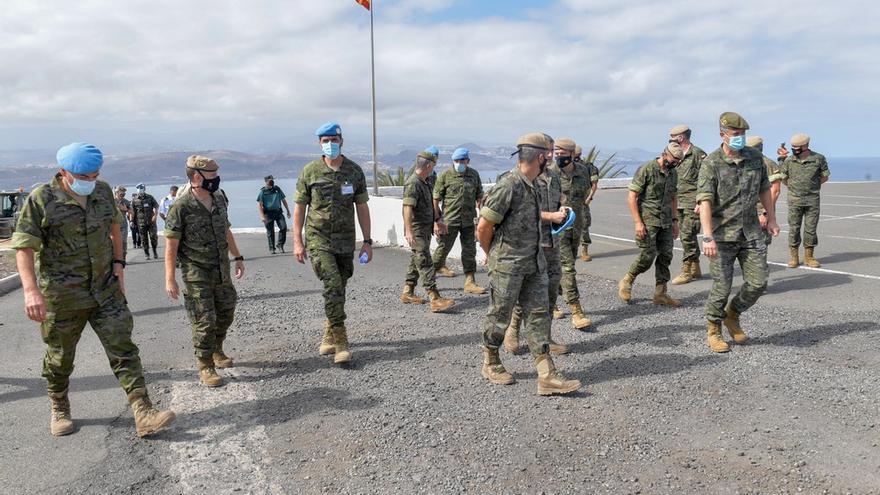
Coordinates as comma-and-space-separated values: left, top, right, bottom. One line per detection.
369, 2, 379, 196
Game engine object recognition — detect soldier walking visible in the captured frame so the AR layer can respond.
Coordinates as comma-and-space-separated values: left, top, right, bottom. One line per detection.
400, 152, 455, 312
577, 145, 600, 262
12, 142, 175, 437
114, 185, 133, 260
669, 125, 708, 285
292, 122, 373, 365
132, 183, 159, 259
746, 136, 784, 248
431, 147, 486, 293
777, 133, 830, 268
697, 112, 780, 353
478, 133, 581, 396
164, 155, 245, 387
618, 142, 684, 307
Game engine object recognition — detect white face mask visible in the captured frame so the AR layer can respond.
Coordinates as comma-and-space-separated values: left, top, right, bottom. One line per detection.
454, 161, 467, 173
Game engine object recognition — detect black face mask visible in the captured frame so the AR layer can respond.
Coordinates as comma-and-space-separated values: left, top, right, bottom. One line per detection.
555, 156, 573, 168
791, 147, 806, 156
197, 170, 221, 193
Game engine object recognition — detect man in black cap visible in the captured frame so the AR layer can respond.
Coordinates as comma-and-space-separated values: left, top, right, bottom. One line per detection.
257, 175, 291, 254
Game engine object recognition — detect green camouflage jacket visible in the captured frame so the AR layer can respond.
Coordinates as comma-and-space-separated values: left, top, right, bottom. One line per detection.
132, 192, 158, 223
550, 162, 591, 213
433, 166, 482, 228
697, 146, 770, 242
402, 173, 435, 234
675, 144, 707, 210
757, 155, 783, 213
779, 151, 830, 206
536, 167, 562, 248
164, 189, 232, 284
294, 156, 370, 254
629, 159, 678, 228
480, 168, 545, 274
11, 174, 123, 310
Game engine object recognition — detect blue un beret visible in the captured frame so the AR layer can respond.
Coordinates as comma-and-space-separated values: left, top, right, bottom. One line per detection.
315, 122, 342, 137
451, 147, 469, 160
425, 145, 439, 157
56, 142, 103, 174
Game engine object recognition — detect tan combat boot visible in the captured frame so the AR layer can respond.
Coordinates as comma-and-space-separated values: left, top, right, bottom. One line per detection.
670, 261, 694, 285
48, 389, 74, 436
463, 272, 487, 294
436, 266, 456, 277
318, 320, 335, 355
535, 354, 582, 396
804, 247, 821, 268
400, 283, 426, 304
127, 388, 176, 438
723, 304, 748, 344
548, 338, 570, 355
331, 326, 352, 364
213, 337, 234, 369
481, 346, 515, 385
788, 246, 800, 268
427, 288, 455, 313
197, 357, 224, 387
552, 305, 564, 319
580, 245, 592, 262
706, 320, 730, 353
691, 261, 702, 279
503, 311, 521, 354
652, 283, 681, 307
567, 302, 592, 330
617, 273, 636, 302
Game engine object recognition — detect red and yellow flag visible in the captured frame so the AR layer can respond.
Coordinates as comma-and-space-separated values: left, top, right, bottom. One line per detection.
355, 0, 370, 10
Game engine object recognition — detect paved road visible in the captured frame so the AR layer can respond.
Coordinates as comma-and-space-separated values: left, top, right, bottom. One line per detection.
0, 182, 878, 494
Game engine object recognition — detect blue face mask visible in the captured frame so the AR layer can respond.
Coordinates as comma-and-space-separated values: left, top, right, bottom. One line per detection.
728, 135, 746, 151
454, 161, 467, 173
322, 141, 341, 159
68, 177, 96, 196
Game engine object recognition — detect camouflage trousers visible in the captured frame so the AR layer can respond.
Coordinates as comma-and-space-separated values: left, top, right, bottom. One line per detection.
705, 239, 768, 322
513, 246, 561, 325
678, 208, 701, 263
788, 203, 820, 248
40, 291, 145, 394
264, 209, 287, 250
120, 221, 129, 260
183, 274, 238, 359
137, 221, 158, 254
405, 229, 437, 290
309, 249, 354, 327
484, 262, 551, 358
130, 221, 141, 247
627, 225, 674, 284
762, 227, 774, 247
432, 223, 477, 274
558, 230, 582, 305
579, 203, 593, 246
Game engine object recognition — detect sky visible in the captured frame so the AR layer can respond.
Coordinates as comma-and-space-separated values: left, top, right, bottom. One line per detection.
0, 0, 878, 155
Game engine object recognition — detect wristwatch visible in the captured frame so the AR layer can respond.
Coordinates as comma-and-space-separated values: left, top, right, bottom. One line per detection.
363, 238, 373, 245
701, 235, 714, 243
112, 259, 127, 268
233, 256, 244, 261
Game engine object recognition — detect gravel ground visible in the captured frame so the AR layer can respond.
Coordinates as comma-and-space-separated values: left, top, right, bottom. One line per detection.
2, 233, 879, 494
0, 250, 16, 279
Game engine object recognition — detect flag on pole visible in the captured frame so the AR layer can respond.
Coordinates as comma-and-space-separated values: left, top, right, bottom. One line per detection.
355, 0, 371, 10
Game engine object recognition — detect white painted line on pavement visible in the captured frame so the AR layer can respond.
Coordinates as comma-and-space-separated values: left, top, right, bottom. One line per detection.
824, 194, 880, 200
592, 233, 880, 281
778, 230, 880, 243
821, 203, 880, 208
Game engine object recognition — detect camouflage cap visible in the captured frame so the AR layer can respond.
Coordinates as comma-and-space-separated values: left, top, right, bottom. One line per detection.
790, 133, 810, 146
264, 175, 274, 181
186, 155, 219, 171
746, 136, 764, 147
555, 137, 576, 152
669, 124, 690, 136
414, 150, 437, 167
719, 112, 750, 130
516, 132, 550, 150
114, 185, 126, 192
574, 144, 583, 157
665, 142, 684, 160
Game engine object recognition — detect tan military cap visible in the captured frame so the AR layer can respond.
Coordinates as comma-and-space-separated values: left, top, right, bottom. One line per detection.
574, 144, 583, 157
669, 124, 690, 136
719, 112, 750, 130
516, 132, 550, 150
746, 136, 764, 147
416, 150, 437, 163
114, 185, 126, 192
186, 155, 219, 171
665, 142, 684, 160
555, 137, 576, 152
790, 133, 810, 146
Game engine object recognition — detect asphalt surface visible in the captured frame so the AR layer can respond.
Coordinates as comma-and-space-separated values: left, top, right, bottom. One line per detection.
0, 181, 878, 494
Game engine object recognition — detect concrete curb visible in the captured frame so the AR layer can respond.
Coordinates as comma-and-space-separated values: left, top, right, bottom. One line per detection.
0, 273, 21, 296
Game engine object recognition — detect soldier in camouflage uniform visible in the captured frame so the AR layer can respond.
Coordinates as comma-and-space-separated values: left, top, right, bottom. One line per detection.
697, 112, 780, 353
400, 151, 455, 312
777, 133, 830, 268
577, 145, 600, 262
114, 186, 133, 260
165, 155, 245, 387
478, 132, 580, 396
13, 142, 175, 437
547, 138, 592, 330
746, 136, 784, 248
407, 145, 439, 192
668, 125, 708, 285
618, 142, 683, 307
132, 183, 159, 259
293, 122, 373, 365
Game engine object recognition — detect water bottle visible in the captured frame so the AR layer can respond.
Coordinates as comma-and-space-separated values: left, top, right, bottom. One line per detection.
359, 251, 369, 265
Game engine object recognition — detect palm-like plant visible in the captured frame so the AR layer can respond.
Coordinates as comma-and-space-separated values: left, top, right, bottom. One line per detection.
583, 146, 627, 179
375, 166, 407, 187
